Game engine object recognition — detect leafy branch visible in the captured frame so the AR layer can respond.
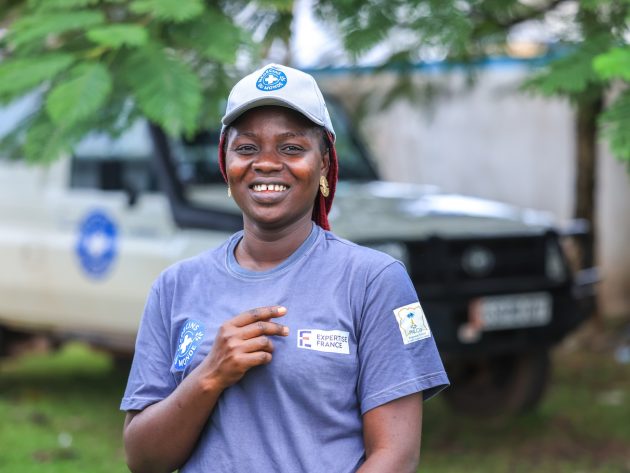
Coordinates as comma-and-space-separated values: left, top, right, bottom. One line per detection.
0, 0, 290, 163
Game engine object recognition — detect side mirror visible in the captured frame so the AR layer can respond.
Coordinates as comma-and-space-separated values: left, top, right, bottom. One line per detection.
123, 181, 139, 207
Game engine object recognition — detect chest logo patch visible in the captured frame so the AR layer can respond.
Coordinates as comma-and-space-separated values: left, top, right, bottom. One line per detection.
173, 319, 205, 371
297, 329, 350, 355
393, 302, 431, 344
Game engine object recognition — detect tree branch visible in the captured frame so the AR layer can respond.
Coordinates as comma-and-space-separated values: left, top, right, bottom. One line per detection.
471, 0, 572, 30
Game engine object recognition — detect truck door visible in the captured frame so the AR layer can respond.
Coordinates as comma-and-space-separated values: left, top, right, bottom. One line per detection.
44, 122, 177, 340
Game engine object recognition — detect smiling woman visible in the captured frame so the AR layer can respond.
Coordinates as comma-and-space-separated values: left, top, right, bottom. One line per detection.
120, 64, 449, 473
224, 107, 329, 243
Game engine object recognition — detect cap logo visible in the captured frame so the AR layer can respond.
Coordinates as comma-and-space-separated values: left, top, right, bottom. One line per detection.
256, 67, 287, 91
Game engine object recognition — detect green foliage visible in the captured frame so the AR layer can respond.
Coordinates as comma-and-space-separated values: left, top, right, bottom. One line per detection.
46, 63, 112, 126
0, 54, 75, 100
121, 45, 202, 136
0, 0, 293, 163
27, 0, 101, 10
22, 113, 88, 163
593, 47, 630, 81
168, 11, 244, 63
7, 11, 105, 48
257, 0, 294, 11
129, 0, 204, 23
86, 24, 149, 48
315, 0, 630, 171
599, 90, 630, 163
523, 36, 611, 100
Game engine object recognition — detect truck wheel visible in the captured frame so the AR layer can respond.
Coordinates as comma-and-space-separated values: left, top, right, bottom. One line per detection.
442, 350, 550, 416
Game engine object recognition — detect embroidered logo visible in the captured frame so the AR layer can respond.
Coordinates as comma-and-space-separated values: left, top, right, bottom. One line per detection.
173, 319, 205, 371
297, 329, 350, 354
256, 67, 287, 91
393, 302, 431, 344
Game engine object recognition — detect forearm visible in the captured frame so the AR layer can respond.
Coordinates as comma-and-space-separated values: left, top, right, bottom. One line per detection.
357, 448, 419, 473
359, 393, 423, 473
124, 371, 223, 473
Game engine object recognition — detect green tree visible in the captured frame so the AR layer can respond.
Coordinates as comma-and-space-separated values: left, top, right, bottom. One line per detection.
0, 0, 293, 162
314, 0, 630, 268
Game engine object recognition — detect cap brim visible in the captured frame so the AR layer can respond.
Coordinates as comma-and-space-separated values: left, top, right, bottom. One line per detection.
221, 96, 326, 129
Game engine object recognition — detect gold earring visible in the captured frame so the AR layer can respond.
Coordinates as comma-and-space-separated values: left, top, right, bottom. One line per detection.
319, 176, 330, 197
227, 186, 232, 198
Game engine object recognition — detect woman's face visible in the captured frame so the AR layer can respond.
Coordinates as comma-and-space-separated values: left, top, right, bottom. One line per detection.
225, 106, 329, 231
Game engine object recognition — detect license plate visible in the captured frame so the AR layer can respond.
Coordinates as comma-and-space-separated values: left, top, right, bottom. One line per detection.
470, 292, 552, 331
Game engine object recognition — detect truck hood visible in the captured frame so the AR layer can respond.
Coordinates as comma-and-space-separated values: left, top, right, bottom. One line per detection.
330, 181, 555, 241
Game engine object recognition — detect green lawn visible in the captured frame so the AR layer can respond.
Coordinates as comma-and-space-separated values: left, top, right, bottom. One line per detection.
1, 323, 629, 473
0, 344, 128, 473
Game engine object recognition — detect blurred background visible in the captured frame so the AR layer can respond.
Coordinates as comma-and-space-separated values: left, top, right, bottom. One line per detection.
0, 0, 629, 472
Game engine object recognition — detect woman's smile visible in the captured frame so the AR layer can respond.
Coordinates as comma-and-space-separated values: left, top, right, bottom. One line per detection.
248, 182, 291, 204
250, 183, 288, 192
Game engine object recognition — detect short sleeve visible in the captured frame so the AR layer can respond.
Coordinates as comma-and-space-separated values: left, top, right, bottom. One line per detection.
120, 283, 176, 411
357, 261, 449, 414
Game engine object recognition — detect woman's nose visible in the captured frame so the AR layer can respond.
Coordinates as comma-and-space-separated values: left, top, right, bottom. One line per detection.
252, 149, 283, 173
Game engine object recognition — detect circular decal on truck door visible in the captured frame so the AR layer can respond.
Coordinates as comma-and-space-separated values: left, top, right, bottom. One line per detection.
75, 210, 118, 279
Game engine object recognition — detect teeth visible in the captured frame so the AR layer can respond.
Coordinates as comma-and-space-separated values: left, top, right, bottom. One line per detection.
253, 184, 287, 192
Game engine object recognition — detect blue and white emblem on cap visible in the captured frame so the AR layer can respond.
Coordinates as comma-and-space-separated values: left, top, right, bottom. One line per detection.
75, 209, 117, 279
256, 67, 287, 91
173, 319, 205, 371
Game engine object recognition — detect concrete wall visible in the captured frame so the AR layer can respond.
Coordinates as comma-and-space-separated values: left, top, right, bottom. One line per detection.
316, 64, 630, 315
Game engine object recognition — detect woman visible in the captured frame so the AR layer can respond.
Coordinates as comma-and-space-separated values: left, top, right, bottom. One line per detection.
121, 64, 449, 473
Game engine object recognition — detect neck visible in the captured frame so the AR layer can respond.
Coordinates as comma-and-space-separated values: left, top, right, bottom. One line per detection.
236, 215, 314, 271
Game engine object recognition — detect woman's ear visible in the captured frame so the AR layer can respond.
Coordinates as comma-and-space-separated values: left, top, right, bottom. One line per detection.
320, 130, 331, 175
321, 148, 330, 175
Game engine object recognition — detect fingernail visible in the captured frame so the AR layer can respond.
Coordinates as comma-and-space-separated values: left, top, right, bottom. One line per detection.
277, 306, 287, 315
282, 326, 289, 336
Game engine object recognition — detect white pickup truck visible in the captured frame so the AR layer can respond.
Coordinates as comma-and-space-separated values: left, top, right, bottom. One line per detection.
0, 98, 596, 415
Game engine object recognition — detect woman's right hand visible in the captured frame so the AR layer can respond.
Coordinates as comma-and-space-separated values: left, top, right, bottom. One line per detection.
199, 305, 289, 391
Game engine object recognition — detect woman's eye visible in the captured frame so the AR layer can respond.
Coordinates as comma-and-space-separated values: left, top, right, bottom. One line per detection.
282, 145, 304, 153
235, 145, 256, 153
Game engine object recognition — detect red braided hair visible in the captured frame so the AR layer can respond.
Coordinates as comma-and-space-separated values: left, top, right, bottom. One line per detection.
218, 129, 338, 231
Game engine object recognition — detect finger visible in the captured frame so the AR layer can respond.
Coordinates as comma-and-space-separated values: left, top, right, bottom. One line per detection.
239, 351, 273, 368
232, 306, 287, 328
239, 335, 274, 354
240, 321, 289, 340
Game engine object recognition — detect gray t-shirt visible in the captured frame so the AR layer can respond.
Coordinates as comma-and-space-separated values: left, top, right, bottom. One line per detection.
121, 225, 449, 472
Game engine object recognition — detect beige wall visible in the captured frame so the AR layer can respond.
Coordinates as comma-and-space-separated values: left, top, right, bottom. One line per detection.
316, 65, 630, 315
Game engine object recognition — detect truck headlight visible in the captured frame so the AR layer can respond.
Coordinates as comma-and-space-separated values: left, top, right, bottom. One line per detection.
546, 240, 567, 282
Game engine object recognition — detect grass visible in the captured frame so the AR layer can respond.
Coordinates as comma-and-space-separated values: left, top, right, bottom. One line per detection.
1, 321, 629, 472
0, 344, 128, 472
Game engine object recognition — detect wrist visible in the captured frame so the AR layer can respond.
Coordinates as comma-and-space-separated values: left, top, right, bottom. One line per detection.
196, 372, 225, 396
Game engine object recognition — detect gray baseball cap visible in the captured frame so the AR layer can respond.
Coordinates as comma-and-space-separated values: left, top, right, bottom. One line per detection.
221, 63, 335, 141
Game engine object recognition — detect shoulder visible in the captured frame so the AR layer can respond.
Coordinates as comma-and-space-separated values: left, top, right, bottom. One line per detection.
154, 234, 235, 292
320, 230, 404, 284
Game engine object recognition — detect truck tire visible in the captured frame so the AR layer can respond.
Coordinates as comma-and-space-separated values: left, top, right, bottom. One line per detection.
442, 350, 550, 416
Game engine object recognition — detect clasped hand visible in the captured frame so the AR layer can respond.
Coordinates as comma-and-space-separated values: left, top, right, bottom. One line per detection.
199, 306, 289, 391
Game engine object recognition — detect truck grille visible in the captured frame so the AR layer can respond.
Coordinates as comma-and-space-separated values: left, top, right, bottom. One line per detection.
407, 235, 548, 285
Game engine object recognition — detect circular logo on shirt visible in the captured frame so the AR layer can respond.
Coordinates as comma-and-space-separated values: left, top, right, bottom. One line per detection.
75, 210, 118, 279
256, 67, 287, 91
173, 319, 206, 371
